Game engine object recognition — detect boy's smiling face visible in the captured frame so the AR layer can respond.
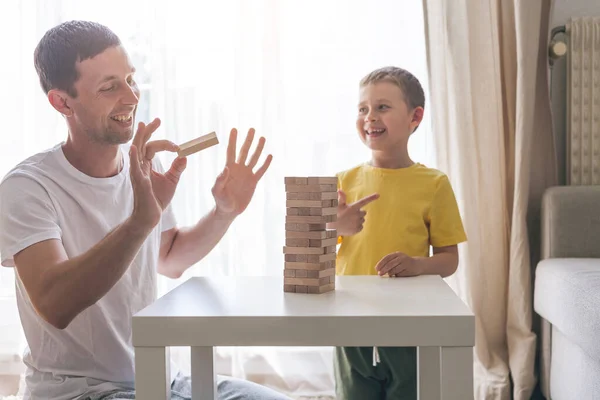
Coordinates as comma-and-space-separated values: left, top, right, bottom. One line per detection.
356, 81, 423, 153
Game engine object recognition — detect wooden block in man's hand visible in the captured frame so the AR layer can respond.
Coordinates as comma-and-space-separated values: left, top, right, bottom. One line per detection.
178, 132, 219, 157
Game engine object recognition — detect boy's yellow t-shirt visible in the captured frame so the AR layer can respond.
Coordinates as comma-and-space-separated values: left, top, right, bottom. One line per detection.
336, 163, 467, 276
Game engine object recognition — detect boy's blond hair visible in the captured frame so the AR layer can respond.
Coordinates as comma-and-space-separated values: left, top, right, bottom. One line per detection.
360, 66, 425, 110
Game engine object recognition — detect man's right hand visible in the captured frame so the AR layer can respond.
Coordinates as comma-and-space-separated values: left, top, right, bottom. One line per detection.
129, 118, 181, 230
333, 190, 380, 236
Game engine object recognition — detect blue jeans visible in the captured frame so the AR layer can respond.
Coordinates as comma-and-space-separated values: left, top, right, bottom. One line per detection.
84, 372, 290, 400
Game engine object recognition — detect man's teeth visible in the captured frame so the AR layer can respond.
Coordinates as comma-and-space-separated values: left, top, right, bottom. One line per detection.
111, 115, 132, 122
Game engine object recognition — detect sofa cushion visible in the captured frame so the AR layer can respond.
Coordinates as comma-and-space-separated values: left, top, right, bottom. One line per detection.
534, 258, 600, 363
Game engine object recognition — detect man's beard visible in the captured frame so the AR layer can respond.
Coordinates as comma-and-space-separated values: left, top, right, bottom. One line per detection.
85, 123, 134, 145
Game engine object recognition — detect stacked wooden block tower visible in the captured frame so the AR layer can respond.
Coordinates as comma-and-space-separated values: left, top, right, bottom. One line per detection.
284, 176, 338, 294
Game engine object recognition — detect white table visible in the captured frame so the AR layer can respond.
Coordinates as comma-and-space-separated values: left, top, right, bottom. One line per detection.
133, 275, 474, 400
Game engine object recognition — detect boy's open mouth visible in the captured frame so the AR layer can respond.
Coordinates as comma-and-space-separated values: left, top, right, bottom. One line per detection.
366, 128, 386, 137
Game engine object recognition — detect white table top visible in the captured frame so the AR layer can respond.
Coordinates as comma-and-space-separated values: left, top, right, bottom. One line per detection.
133, 276, 474, 347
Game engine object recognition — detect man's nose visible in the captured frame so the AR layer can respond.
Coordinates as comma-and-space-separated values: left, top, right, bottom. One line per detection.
122, 85, 139, 105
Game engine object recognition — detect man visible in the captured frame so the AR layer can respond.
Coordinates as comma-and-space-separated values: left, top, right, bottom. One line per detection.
0, 20, 289, 400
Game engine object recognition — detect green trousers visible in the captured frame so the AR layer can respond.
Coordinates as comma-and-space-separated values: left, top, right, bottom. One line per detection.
334, 346, 416, 400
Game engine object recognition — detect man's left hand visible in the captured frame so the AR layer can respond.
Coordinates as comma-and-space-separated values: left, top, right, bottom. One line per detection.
212, 128, 273, 217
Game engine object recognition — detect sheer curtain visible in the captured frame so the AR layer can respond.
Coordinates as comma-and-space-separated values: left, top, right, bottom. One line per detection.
0, 0, 431, 397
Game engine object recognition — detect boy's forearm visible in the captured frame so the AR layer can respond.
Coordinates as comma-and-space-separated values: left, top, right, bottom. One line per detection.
415, 252, 458, 278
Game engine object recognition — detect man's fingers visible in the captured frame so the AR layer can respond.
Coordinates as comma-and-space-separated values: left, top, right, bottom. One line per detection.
237, 128, 255, 165
143, 118, 161, 144
132, 122, 146, 157
145, 140, 179, 160
247, 136, 266, 169
226, 128, 238, 165
164, 156, 187, 184
129, 145, 143, 182
254, 154, 273, 181
350, 193, 380, 210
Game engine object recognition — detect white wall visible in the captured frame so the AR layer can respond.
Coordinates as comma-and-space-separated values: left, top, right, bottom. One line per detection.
549, 0, 600, 184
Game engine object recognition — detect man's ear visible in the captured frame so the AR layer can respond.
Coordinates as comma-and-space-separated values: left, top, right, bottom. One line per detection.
48, 89, 73, 117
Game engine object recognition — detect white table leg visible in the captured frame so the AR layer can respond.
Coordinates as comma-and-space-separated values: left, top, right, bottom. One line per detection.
440, 346, 473, 400
135, 346, 171, 400
191, 346, 216, 400
417, 346, 441, 400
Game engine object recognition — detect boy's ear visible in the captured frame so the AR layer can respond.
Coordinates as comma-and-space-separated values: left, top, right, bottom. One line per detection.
410, 107, 424, 132
48, 89, 73, 117
412, 107, 424, 125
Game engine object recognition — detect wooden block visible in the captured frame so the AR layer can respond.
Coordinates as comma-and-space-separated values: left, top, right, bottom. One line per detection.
309, 237, 338, 247
286, 238, 310, 247
284, 269, 295, 277
287, 206, 337, 217
307, 283, 335, 294
177, 132, 219, 157
286, 207, 312, 216
285, 223, 327, 232
295, 285, 308, 293
309, 207, 337, 216
285, 229, 337, 239
284, 260, 336, 271
284, 277, 331, 286
307, 177, 338, 185
286, 253, 335, 262
295, 269, 308, 278
286, 237, 338, 247
305, 268, 335, 279
329, 275, 336, 283
284, 284, 295, 293
287, 192, 338, 201
284, 177, 308, 185
283, 246, 329, 255
286, 215, 336, 224
305, 253, 336, 263
285, 184, 336, 193
286, 199, 334, 208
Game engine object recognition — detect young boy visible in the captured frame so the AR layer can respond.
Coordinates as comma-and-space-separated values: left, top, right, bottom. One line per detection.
328, 66, 467, 399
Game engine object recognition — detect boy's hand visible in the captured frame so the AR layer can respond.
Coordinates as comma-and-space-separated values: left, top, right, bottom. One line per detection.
375, 252, 424, 277
334, 190, 379, 236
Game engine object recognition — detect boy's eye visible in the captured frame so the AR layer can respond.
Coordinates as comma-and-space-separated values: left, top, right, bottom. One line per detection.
378, 104, 389, 110
358, 107, 368, 113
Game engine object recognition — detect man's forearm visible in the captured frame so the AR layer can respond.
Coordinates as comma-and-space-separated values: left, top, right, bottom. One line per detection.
39, 218, 155, 329
416, 252, 458, 278
159, 207, 235, 277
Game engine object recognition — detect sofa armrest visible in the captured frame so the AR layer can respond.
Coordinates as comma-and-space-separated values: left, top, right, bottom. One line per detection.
541, 186, 600, 259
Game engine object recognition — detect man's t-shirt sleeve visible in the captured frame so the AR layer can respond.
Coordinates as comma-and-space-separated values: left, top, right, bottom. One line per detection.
428, 175, 467, 248
0, 175, 62, 267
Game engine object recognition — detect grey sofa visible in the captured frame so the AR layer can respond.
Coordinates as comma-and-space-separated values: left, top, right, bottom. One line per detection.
534, 186, 600, 400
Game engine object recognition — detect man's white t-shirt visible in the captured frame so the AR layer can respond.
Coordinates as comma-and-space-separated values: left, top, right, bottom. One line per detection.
0, 143, 177, 400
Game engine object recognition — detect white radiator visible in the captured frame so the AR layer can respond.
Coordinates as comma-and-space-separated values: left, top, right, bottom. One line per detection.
567, 17, 600, 185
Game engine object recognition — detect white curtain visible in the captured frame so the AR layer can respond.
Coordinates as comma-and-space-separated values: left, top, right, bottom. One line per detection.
422, 0, 557, 399
0, 0, 432, 397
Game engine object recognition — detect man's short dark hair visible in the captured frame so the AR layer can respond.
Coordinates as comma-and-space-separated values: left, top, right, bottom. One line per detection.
34, 20, 121, 97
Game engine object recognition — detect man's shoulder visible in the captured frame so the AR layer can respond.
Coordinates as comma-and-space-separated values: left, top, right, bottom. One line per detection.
0, 144, 64, 193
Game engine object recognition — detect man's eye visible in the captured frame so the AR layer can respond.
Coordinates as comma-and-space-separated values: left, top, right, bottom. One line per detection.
100, 86, 115, 92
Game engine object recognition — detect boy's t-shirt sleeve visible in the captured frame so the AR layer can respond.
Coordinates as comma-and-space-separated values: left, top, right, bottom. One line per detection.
428, 175, 467, 248
0, 175, 62, 267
